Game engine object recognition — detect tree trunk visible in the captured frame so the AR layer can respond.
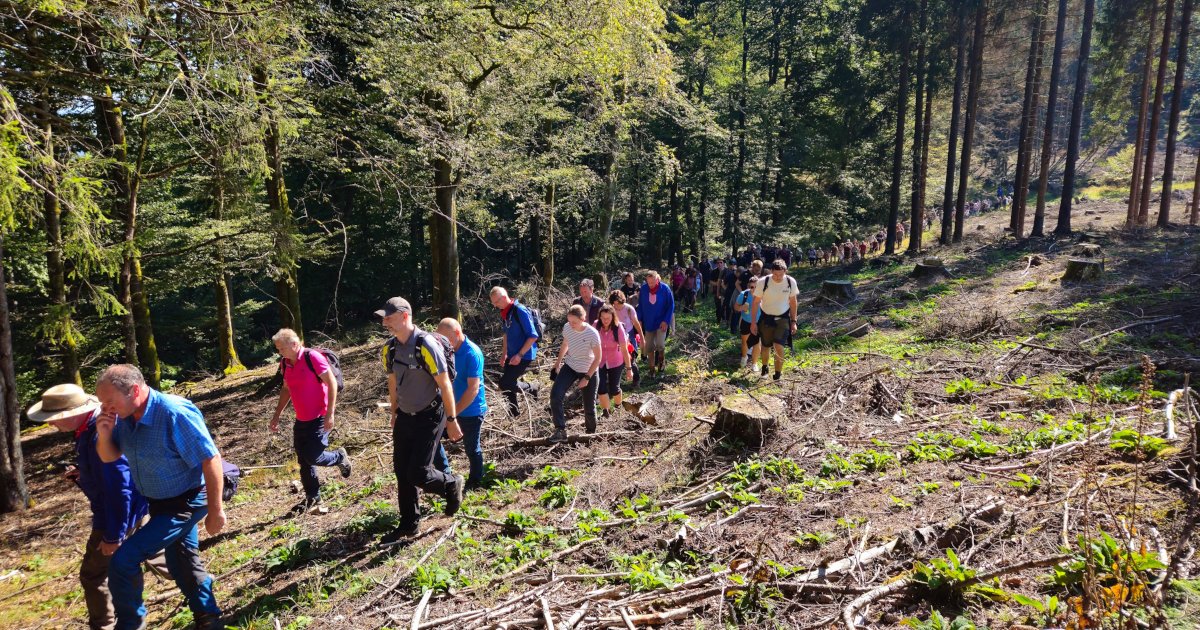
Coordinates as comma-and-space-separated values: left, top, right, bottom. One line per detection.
684, 187, 698, 260
430, 157, 460, 319
1192, 145, 1200, 225
1128, 1, 1160, 228
540, 183, 555, 293
594, 145, 618, 279
1012, 0, 1048, 238
409, 203, 425, 298
1139, 0, 1177, 224
887, 13, 911, 256
698, 131, 709, 258
918, 69, 934, 235
37, 97, 80, 385
1033, 0, 1070, 237
254, 68, 304, 339
908, 0, 928, 255
954, 0, 988, 243
0, 235, 27, 514
1158, 0, 1194, 227
210, 163, 242, 374
668, 175, 681, 265
941, 5, 968, 245
730, 0, 749, 254
627, 153, 640, 238
1054, 0, 1096, 236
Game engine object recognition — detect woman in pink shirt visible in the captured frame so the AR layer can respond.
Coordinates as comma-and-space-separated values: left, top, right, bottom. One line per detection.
595, 305, 632, 417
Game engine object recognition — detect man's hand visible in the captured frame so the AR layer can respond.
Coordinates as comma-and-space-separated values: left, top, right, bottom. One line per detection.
446, 420, 464, 442
204, 509, 226, 536
576, 378, 589, 390
99, 541, 120, 556
750, 323, 758, 335
323, 415, 335, 433
96, 411, 116, 437
268, 418, 279, 434
508, 355, 521, 366
659, 322, 668, 332
790, 321, 798, 334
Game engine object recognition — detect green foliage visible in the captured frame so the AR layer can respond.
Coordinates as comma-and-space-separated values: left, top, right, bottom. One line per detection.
1110, 429, 1168, 459
850, 449, 898, 472
794, 531, 836, 549
532, 466, 581, 488
945, 377, 987, 398
901, 611, 977, 630
538, 484, 577, 508
911, 549, 976, 600
1007, 473, 1042, 495
412, 563, 458, 593
262, 538, 315, 573
612, 552, 685, 592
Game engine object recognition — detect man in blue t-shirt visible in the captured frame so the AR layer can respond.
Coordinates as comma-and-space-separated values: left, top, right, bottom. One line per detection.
431, 318, 489, 489
489, 286, 540, 416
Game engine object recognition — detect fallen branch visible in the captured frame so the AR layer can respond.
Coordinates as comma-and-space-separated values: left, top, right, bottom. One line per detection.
471, 538, 600, 591
540, 596, 555, 630
843, 577, 912, 630
591, 607, 693, 627
563, 601, 589, 629
1080, 316, 1179, 346
510, 428, 680, 448
355, 522, 458, 615
410, 589, 433, 630
702, 505, 782, 531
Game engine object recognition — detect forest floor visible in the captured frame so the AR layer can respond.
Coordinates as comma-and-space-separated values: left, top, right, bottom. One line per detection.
2, 198, 1200, 630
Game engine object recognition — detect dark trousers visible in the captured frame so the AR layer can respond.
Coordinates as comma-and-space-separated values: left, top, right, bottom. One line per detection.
727, 297, 741, 334
431, 415, 485, 484
550, 365, 598, 431
392, 405, 456, 526
294, 419, 343, 499
499, 359, 533, 417
109, 489, 219, 630
80, 521, 169, 630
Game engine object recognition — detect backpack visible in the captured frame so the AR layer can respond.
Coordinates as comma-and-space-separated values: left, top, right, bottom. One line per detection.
509, 301, 545, 339
386, 331, 457, 383
221, 460, 241, 502
764, 275, 795, 293
281, 347, 344, 392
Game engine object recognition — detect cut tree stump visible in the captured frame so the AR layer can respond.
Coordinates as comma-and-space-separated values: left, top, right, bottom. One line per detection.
911, 258, 951, 283
1062, 258, 1103, 283
814, 280, 856, 305
713, 393, 785, 447
621, 394, 674, 426
1075, 243, 1102, 258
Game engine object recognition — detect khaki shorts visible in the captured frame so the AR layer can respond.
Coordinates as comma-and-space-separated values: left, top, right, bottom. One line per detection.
643, 330, 667, 353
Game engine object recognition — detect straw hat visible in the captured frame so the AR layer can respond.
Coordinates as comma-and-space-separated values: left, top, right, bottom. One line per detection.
26, 384, 100, 424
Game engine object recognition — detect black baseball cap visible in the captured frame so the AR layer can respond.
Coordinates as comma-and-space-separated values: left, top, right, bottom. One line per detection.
374, 297, 412, 318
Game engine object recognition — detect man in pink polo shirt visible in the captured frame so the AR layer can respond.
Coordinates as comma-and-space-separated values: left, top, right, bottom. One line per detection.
269, 328, 352, 514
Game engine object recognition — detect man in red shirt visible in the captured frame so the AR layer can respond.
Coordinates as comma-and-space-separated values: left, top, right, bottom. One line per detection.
269, 329, 351, 513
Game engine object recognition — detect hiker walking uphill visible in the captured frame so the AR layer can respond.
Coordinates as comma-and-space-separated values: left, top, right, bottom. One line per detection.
27, 383, 169, 630
93, 364, 226, 630
573, 278, 605, 325
609, 290, 644, 388
490, 286, 542, 417
549, 304, 603, 442
734, 276, 762, 369
637, 271, 675, 378
376, 297, 465, 545
269, 328, 352, 514
595, 304, 633, 417
750, 259, 801, 381
431, 318, 488, 490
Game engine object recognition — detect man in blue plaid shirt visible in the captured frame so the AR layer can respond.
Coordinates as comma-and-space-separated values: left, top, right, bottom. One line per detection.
95, 364, 226, 630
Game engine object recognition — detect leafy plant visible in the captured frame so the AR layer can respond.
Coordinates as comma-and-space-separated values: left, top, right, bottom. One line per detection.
502, 512, 537, 535
1012, 593, 1065, 626
911, 550, 976, 601
819, 453, 864, 477
794, 531, 836, 549
532, 465, 580, 488
1007, 472, 1042, 495
539, 484, 577, 508
945, 377, 986, 398
263, 538, 315, 573
1110, 429, 1168, 459
412, 562, 458, 593
851, 449, 899, 472
915, 481, 941, 495
905, 440, 956, 462
951, 434, 1001, 459
901, 611, 977, 630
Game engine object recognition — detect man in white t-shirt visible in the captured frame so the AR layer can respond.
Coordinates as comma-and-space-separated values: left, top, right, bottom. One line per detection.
749, 259, 800, 381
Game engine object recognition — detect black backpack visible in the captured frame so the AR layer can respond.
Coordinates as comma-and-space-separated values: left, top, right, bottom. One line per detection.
387, 331, 457, 382
281, 347, 345, 392
509, 302, 546, 339
221, 461, 241, 502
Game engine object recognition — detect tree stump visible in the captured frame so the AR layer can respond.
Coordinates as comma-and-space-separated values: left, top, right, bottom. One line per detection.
1075, 243, 1102, 258
814, 280, 856, 305
869, 256, 896, 268
621, 394, 674, 426
712, 393, 785, 447
911, 258, 951, 283
1062, 258, 1103, 282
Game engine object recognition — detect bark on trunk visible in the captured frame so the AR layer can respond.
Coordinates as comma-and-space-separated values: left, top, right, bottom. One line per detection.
1128, 2, 1160, 228
1054, 0, 1097, 236
1013, 0, 1049, 238
430, 157, 461, 319
595, 146, 618, 279
941, 6, 968, 245
0, 235, 27, 514
211, 164, 242, 374
1158, 0, 1194, 227
38, 98, 80, 385
887, 13, 911, 256
954, 1, 988, 243
729, 0, 749, 254
540, 183, 555, 293
1138, 0, 1177, 224
908, 0, 928, 255
1033, 0, 1070, 237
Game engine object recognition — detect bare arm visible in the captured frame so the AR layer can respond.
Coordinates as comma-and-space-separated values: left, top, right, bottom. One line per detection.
387, 373, 398, 428
201, 454, 225, 536
270, 384, 291, 432
456, 377, 480, 415
434, 371, 462, 441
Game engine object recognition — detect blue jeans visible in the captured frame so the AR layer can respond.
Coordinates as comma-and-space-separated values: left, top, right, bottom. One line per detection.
294, 418, 343, 499
109, 488, 220, 630
432, 415, 484, 484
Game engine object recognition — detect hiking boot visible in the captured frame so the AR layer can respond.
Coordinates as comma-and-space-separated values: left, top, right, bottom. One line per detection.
380, 522, 419, 548
585, 416, 597, 434
193, 611, 225, 630
548, 428, 567, 444
289, 496, 321, 516
773, 371, 782, 381
444, 475, 464, 517
760, 363, 769, 377
335, 447, 352, 478
464, 477, 482, 492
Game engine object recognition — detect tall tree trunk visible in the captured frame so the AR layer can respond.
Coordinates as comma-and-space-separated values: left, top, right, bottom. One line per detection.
730, 0, 749, 254
668, 175, 681, 265
540, 183, 555, 293
908, 0, 928, 255
37, 96, 80, 385
430, 157, 460, 319
1033, 0, 1070, 237
1192, 151, 1200, 224
1013, 0, 1049, 238
684, 187, 698, 259
918, 69, 934, 234
253, 68, 304, 339
887, 13, 911, 256
1139, 0, 1177, 224
955, 0, 988, 243
594, 143, 618, 281
1128, 1, 1160, 228
941, 5, 968, 245
409, 204, 425, 298
0, 235, 27, 514
628, 158, 640, 238
698, 132, 709, 258
1158, 0, 1194, 226
211, 160, 242, 374
1055, 0, 1097, 236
